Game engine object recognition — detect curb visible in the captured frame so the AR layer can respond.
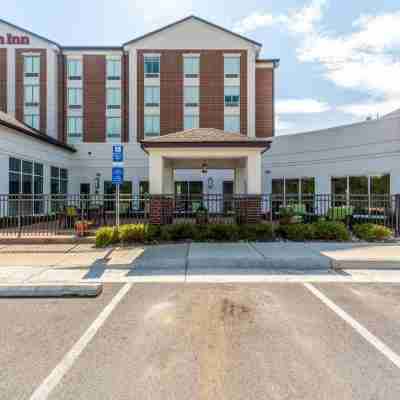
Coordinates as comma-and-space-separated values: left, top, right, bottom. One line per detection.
0, 283, 103, 298
331, 260, 400, 270
0, 236, 96, 245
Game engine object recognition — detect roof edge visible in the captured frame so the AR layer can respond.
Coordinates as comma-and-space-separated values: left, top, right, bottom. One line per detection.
140, 140, 270, 148
123, 15, 262, 48
0, 119, 76, 153
0, 17, 60, 48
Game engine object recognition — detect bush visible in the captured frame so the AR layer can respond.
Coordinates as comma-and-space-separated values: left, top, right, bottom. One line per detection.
239, 223, 275, 241
95, 226, 119, 247
145, 224, 161, 242
119, 224, 147, 244
207, 224, 239, 241
353, 223, 393, 241
160, 223, 197, 241
313, 220, 350, 241
285, 223, 316, 241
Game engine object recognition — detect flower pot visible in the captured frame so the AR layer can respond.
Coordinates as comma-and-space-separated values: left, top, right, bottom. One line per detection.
75, 221, 89, 237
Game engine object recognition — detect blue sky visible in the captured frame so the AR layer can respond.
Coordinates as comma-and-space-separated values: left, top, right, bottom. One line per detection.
5, 0, 400, 134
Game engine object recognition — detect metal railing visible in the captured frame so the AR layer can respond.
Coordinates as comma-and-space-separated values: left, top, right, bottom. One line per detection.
0, 193, 398, 237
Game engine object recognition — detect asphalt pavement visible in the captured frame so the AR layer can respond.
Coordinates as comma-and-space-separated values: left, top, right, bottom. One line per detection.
2, 282, 400, 399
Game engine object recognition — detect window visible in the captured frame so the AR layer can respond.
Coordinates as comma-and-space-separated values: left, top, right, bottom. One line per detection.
184, 57, 199, 77
224, 115, 240, 133
9, 157, 43, 215
349, 176, 368, 195
106, 117, 121, 141
67, 59, 82, 79
67, 117, 83, 141
224, 57, 240, 77
272, 177, 315, 208
184, 86, 199, 107
51, 166, 68, 195
24, 85, 39, 106
144, 56, 160, 76
67, 88, 83, 108
371, 174, 390, 195
24, 113, 40, 130
107, 58, 121, 80
144, 115, 160, 136
144, 86, 160, 107
224, 86, 240, 107
24, 56, 40, 75
106, 88, 121, 108
184, 115, 199, 129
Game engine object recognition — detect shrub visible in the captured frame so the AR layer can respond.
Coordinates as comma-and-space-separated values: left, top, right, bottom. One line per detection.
239, 223, 275, 241
285, 223, 316, 241
160, 223, 196, 241
353, 223, 393, 241
313, 220, 350, 241
95, 226, 119, 247
119, 224, 147, 244
145, 224, 161, 242
207, 224, 239, 241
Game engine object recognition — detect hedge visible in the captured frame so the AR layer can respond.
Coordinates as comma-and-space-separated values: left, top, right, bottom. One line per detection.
353, 223, 393, 241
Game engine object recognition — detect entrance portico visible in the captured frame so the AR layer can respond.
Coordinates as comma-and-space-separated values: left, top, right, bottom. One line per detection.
141, 128, 270, 195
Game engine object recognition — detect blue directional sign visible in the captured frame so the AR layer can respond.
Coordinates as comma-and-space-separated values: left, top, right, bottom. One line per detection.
112, 167, 124, 185
112, 144, 123, 163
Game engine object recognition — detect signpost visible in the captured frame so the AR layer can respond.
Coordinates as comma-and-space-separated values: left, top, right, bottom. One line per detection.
112, 145, 124, 228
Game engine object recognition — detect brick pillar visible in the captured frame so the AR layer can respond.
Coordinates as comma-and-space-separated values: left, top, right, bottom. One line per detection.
150, 196, 173, 225
395, 194, 400, 237
237, 195, 262, 224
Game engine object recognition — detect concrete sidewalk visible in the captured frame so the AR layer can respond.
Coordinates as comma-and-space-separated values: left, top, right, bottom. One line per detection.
0, 242, 399, 285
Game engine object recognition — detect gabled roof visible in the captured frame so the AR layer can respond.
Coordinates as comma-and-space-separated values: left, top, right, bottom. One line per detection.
123, 15, 262, 48
141, 128, 270, 149
383, 108, 400, 119
0, 111, 75, 153
0, 18, 60, 48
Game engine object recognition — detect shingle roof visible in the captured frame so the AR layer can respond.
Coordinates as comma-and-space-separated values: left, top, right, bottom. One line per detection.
141, 128, 271, 149
0, 111, 76, 152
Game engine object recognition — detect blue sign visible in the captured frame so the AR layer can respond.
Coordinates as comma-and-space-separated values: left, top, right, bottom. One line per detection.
112, 145, 123, 163
112, 167, 124, 185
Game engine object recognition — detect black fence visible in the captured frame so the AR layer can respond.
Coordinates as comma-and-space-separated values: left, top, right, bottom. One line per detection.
0, 193, 398, 237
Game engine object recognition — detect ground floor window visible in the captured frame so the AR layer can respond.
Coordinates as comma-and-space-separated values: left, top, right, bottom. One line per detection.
104, 181, 132, 211
50, 166, 68, 212
9, 157, 44, 215
331, 174, 390, 209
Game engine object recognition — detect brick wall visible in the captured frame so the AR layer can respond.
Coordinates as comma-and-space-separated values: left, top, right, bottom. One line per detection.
83, 55, 106, 142
137, 49, 248, 140
122, 53, 129, 142
0, 48, 7, 113
255, 67, 274, 138
15, 48, 47, 133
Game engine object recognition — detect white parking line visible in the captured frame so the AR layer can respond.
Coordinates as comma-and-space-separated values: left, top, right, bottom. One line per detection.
29, 283, 133, 400
304, 283, 400, 369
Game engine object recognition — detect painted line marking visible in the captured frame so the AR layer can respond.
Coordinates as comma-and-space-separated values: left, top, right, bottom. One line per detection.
304, 283, 400, 369
29, 283, 133, 400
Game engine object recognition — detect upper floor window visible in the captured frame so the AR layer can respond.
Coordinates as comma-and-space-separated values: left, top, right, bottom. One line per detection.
67, 117, 83, 142
67, 59, 82, 80
106, 88, 121, 109
224, 57, 240, 77
184, 115, 199, 130
224, 86, 240, 107
24, 113, 40, 130
106, 117, 121, 141
24, 56, 40, 76
107, 58, 121, 80
224, 115, 240, 133
184, 56, 199, 77
144, 115, 160, 137
144, 56, 160, 77
67, 88, 83, 108
184, 86, 199, 107
144, 86, 160, 107
24, 85, 40, 106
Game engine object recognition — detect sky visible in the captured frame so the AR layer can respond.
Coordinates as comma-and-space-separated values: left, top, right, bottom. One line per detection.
4, 0, 400, 135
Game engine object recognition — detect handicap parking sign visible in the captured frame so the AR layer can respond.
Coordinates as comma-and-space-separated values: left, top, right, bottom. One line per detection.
112, 167, 124, 185
112, 145, 123, 163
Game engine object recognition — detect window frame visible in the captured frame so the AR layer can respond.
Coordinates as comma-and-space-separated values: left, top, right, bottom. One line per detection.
184, 114, 199, 130
224, 86, 240, 107
184, 86, 199, 107
67, 87, 83, 108
143, 115, 160, 137
106, 116, 122, 141
67, 59, 82, 80
144, 56, 160, 77
106, 58, 121, 80
144, 86, 160, 107
224, 115, 240, 133
183, 56, 199, 77
24, 113, 40, 130
24, 85, 40, 106
67, 116, 83, 141
224, 57, 240, 77
106, 87, 121, 109
24, 55, 40, 76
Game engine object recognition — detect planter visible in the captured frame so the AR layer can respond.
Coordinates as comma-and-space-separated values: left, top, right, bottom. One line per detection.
75, 221, 89, 237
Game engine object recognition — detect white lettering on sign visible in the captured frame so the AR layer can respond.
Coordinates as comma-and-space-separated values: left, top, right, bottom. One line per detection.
0, 34, 30, 45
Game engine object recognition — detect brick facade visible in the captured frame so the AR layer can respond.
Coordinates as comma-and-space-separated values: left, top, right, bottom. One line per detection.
0, 48, 7, 113
57, 53, 66, 142
83, 55, 106, 142
122, 53, 129, 142
15, 48, 47, 133
255, 67, 274, 138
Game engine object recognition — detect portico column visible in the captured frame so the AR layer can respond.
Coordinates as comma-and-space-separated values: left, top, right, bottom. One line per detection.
234, 167, 246, 194
163, 161, 174, 195
246, 153, 262, 194
148, 153, 163, 194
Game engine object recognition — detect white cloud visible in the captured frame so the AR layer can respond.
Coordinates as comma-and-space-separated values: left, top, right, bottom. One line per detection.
338, 100, 400, 118
233, 12, 283, 35
276, 98, 330, 114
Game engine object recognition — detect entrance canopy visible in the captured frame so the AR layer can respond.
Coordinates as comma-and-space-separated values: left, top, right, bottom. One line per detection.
141, 128, 271, 195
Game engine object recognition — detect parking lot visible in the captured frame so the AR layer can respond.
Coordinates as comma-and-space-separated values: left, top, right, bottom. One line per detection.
2, 282, 400, 399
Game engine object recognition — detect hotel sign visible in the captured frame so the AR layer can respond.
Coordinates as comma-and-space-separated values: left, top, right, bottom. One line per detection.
0, 34, 30, 45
